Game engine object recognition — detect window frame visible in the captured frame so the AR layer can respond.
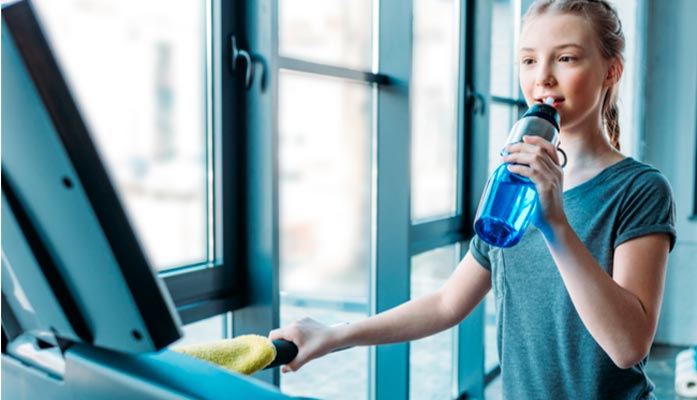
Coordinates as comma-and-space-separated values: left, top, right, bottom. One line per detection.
407, 1, 493, 398
693, 83, 697, 220
159, 0, 247, 325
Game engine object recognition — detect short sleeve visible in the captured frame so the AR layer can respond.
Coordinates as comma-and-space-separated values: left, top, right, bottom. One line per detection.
615, 170, 677, 251
469, 234, 492, 270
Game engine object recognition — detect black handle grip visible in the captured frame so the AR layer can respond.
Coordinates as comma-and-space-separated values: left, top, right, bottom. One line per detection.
265, 340, 298, 369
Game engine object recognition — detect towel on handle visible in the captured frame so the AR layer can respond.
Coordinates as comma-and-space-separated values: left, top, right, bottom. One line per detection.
173, 334, 277, 375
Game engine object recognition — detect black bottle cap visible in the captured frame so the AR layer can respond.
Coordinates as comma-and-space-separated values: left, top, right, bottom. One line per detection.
523, 103, 560, 131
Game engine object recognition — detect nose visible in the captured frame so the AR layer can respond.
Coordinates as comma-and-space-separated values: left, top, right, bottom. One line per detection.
535, 61, 557, 87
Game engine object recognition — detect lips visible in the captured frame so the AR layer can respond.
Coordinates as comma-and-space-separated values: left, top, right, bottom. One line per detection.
536, 96, 564, 108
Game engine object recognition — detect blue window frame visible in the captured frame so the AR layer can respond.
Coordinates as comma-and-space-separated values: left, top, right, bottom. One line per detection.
693, 90, 697, 219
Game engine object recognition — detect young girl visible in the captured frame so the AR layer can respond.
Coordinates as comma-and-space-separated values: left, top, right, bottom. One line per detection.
270, 1, 676, 398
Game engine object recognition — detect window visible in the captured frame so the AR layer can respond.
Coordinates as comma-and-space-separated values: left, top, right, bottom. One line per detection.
275, 0, 479, 397
278, 71, 373, 398
32, 0, 245, 326
276, 1, 374, 398
485, 0, 525, 389
411, 0, 461, 222
409, 1, 465, 398
177, 313, 227, 347
409, 245, 459, 399
30, 0, 493, 397
33, 0, 209, 271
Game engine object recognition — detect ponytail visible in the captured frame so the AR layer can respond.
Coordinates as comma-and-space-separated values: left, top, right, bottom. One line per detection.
603, 85, 621, 151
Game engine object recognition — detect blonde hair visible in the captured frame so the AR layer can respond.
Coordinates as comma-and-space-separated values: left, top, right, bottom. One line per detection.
523, 0, 625, 150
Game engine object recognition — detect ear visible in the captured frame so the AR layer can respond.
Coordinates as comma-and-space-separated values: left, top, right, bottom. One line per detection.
604, 58, 624, 87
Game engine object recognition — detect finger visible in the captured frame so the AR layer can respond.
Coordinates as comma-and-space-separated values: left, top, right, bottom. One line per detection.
506, 155, 558, 182
521, 134, 554, 148
284, 356, 306, 373
502, 151, 535, 165
268, 328, 283, 341
504, 141, 549, 157
506, 163, 532, 178
511, 141, 560, 169
522, 135, 560, 165
503, 149, 555, 170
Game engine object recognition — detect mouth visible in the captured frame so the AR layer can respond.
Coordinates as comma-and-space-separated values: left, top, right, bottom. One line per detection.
536, 96, 565, 108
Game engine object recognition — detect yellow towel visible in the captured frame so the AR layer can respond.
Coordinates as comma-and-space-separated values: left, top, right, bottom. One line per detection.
172, 334, 277, 375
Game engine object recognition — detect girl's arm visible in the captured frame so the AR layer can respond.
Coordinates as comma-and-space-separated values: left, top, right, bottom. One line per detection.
269, 252, 491, 372
544, 225, 670, 369
505, 135, 671, 369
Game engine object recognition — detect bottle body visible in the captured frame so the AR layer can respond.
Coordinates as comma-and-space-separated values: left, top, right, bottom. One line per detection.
474, 163, 538, 248
473, 102, 559, 248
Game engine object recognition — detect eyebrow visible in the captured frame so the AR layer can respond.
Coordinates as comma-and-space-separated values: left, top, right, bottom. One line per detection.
519, 44, 586, 52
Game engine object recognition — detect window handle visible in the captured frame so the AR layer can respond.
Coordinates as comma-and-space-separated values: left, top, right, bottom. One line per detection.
466, 84, 486, 115
230, 35, 254, 90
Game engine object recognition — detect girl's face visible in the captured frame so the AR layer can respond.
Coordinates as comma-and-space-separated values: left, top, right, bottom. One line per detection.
518, 13, 614, 131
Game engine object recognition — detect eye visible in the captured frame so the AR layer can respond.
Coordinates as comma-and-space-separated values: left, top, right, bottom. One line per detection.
521, 57, 535, 65
559, 55, 577, 62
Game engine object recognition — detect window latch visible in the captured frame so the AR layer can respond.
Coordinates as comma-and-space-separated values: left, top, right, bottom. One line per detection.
230, 35, 254, 90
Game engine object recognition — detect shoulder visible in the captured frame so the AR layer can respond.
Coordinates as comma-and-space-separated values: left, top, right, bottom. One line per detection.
611, 158, 677, 249
617, 158, 673, 198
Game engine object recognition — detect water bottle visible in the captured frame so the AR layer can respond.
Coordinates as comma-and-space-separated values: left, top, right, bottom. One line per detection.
473, 98, 561, 247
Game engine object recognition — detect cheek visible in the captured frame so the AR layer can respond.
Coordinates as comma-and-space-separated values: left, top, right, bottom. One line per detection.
565, 70, 603, 102
519, 72, 536, 104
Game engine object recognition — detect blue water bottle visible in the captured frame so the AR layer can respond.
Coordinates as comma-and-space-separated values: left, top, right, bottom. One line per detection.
474, 98, 561, 247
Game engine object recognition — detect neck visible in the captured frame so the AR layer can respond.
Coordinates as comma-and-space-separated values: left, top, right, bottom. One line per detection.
558, 121, 622, 175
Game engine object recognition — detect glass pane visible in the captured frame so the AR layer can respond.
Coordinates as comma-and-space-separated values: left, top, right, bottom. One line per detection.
278, 70, 372, 400
279, 0, 372, 70
411, 0, 461, 222
175, 314, 225, 347
488, 103, 516, 174
32, 0, 208, 271
484, 291, 499, 373
490, 0, 516, 98
409, 245, 458, 400
280, 298, 368, 400
611, 0, 638, 156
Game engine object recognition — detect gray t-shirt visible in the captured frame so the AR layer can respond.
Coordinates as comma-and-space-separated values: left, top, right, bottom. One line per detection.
470, 157, 676, 400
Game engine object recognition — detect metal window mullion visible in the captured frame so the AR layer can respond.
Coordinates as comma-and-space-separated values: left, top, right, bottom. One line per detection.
455, 0, 492, 399
632, 0, 649, 161
231, 0, 280, 386
206, 0, 215, 265
278, 56, 389, 85
410, 217, 468, 256
372, 0, 412, 398
161, 0, 240, 327
490, 95, 527, 108
694, 81, 697, 217
163, 266, 228, 304
453, 0, 471, 393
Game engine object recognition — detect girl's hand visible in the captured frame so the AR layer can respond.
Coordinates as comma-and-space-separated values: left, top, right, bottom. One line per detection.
268, 317, 338, 373
502, 135, 566, 235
